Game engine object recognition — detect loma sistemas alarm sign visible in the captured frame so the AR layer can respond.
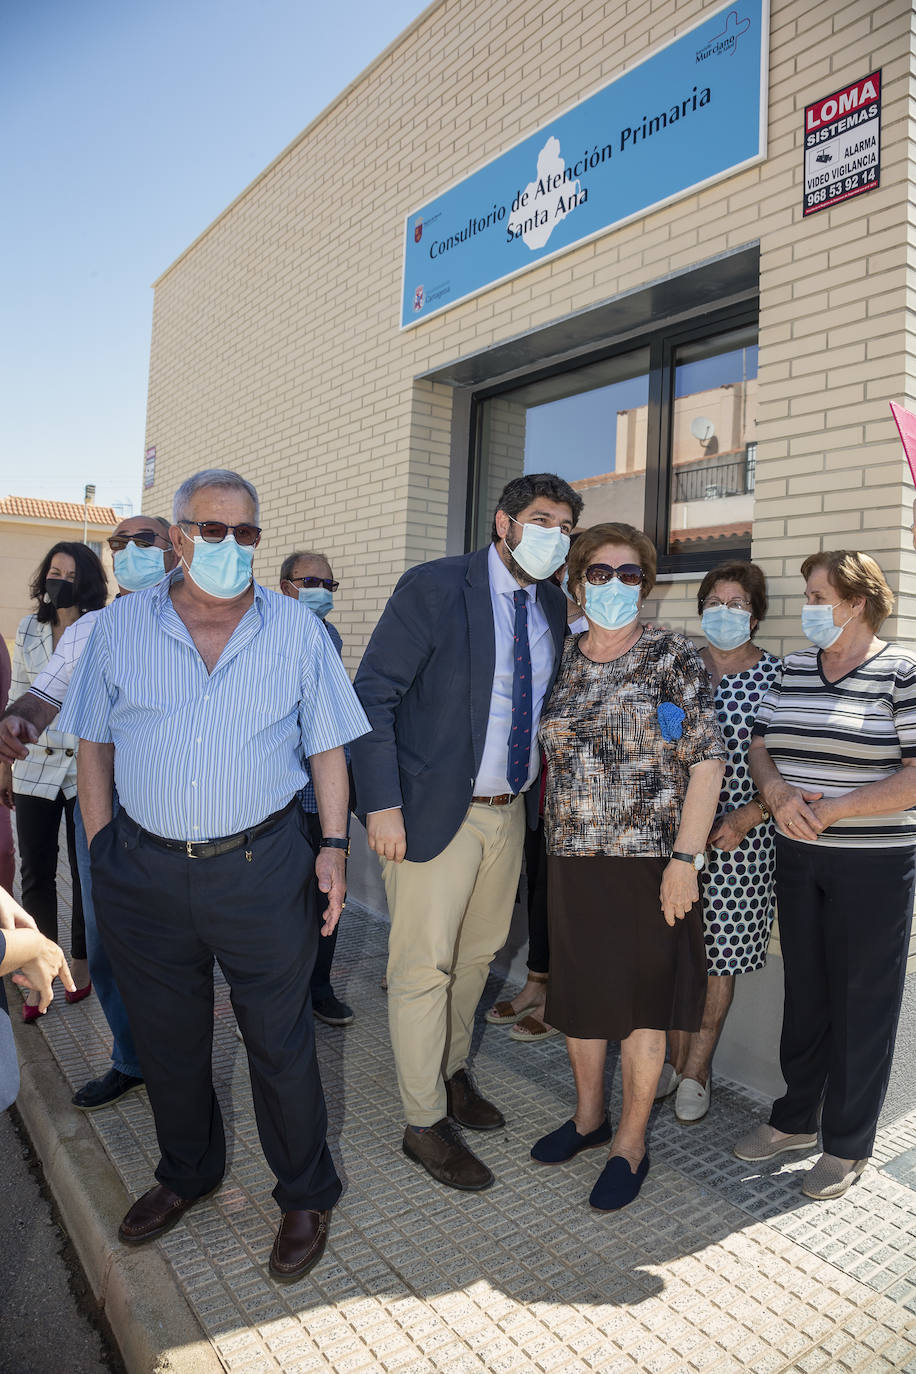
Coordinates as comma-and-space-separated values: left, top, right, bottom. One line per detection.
401, 0, 769, 328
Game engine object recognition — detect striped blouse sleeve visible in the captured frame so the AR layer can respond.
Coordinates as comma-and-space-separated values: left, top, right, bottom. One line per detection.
751, 660, 785, 737
893, 657, 916, 758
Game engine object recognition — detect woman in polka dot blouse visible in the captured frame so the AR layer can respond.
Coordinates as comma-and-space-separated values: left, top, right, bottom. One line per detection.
658, 561, 779, 1124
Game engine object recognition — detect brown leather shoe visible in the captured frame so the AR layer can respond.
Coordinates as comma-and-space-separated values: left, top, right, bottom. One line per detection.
445, 1067, 505, 1131
403, 1118, 494, 1190
268, 1209, 330, 1283
118, 1182, 220, 1246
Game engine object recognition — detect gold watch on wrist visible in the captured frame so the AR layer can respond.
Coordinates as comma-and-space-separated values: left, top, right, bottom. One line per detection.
753, 792, 771, 824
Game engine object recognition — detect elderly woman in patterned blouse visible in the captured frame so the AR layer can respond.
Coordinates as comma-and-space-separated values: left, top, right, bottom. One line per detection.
659, 561, 780, 1124
530, 522, 726, 1211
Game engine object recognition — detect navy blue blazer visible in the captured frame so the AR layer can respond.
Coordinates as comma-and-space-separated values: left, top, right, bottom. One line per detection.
351, 546, 568, 863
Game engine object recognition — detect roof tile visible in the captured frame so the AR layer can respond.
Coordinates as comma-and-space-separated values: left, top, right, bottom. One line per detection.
0, 495, 118, 526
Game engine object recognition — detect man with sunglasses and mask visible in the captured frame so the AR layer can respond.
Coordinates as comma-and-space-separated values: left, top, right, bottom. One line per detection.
352, 473, 581, 1192
280, 550, 354, 1027
58, 469, 370, 1283
0, 514, 177, 1109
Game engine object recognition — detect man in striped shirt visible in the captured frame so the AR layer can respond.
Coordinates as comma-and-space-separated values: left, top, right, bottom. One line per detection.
59, 469, 371, 1284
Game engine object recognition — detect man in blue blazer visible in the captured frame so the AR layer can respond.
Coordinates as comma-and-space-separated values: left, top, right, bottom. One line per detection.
352, 474, 582, 1190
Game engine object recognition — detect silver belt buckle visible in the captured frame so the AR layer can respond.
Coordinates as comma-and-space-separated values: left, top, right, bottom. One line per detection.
186, 840, 198, 859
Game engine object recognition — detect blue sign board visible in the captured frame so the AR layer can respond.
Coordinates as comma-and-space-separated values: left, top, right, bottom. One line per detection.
401, 0, 768, 328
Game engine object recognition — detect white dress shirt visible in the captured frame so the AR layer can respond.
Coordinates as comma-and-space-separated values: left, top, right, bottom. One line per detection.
473, 542, 555, 796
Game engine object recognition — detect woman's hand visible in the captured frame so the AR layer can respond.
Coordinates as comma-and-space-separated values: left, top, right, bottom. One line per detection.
660, 859, 700, 927
0, 761, 14, 810
708, 803, 759, 852
764, 779, 825, 841
11, 937, 74, 1012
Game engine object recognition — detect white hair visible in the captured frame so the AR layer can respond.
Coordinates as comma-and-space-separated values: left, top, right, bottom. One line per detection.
172, 469, 260, 523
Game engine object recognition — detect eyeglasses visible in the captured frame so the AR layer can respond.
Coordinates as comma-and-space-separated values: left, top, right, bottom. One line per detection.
178, 520, 262, 547
108, 531, 167, 552
703, 597, 751, 612
287, 575, 339, 591
584, 562, 644, 587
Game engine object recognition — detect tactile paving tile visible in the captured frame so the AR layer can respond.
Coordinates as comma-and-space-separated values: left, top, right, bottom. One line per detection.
13, 837, 916, 1372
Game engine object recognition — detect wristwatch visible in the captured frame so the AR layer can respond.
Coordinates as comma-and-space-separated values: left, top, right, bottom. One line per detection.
753, 792, 771, 823
320, 837, 350, 854
671, 850, 705, 872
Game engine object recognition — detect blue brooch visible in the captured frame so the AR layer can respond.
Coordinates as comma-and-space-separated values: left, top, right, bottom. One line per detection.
657, 702, 685, 742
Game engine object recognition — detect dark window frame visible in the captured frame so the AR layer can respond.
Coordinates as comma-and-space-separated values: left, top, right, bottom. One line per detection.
465, 298, 759, 574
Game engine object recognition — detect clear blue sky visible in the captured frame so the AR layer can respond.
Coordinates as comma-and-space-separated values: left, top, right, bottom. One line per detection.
0, 0, 429, 513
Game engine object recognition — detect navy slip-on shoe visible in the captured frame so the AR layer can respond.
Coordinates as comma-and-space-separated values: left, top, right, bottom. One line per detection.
589, 1153, 650, 1211
531, 1118, 612, 1164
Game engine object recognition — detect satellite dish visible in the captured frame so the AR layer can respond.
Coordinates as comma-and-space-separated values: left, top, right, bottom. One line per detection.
690, 417, 716, 445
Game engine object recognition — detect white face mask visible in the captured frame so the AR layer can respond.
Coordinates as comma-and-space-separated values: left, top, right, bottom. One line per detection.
506, 516, 570, 581
801, 601, 852, 649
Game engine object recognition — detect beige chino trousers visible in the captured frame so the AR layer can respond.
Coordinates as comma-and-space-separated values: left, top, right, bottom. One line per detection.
383, 797, 527, 1126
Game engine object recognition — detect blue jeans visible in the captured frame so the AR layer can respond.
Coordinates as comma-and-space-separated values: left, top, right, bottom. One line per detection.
74, 800, 142, 1079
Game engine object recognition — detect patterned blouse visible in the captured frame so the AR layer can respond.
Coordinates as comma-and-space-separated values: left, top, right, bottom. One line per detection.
540, 625, 726, 858
10, 614, 80, 801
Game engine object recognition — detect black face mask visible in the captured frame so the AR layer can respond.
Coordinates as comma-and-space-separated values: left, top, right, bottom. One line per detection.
45, 578, 76, 610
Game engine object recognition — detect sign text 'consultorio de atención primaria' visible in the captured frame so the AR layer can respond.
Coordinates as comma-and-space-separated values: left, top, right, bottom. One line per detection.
401, 0, 768, 327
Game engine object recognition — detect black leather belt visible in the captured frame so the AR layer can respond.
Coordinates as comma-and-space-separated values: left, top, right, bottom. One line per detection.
124, 797, 297, 859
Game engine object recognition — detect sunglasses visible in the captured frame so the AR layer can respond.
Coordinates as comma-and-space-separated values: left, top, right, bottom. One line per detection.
287, 576, 339, 592
178, 520, 262, 547
107, 531, 166, 552
585, 562, 644, 587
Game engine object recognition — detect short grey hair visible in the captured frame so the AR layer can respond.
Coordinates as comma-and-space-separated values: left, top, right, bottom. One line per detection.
172, 469, 260, 523
280, 550, 331, 584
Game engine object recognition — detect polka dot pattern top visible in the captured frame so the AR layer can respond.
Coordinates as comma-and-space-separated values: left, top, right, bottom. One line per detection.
702, 650, 781, 975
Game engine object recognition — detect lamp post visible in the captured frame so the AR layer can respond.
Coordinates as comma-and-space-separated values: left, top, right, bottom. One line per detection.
82, 483, 95, 544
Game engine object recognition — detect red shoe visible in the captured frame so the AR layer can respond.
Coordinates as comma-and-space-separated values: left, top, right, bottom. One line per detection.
65, 981, 92, 1005
22, 1001, 41, 1023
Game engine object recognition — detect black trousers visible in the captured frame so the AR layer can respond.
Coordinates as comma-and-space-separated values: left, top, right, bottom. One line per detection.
524, 819, 549, 975
15, 790, 86, 960
769, 836, 915, 1158
89, 804, 341, 1212
302, 810, 338, 1002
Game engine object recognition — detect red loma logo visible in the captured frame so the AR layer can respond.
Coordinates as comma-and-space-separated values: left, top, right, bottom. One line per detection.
696, 9, 751, 60
413, 285, 424, 312
414, 219, 423, 243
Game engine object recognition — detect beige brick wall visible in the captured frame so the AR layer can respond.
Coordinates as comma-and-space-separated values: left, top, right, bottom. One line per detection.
146, 0, 916, 669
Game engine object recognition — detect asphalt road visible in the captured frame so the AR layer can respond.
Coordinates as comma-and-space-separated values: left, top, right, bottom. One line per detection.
0, 1104, 121, 1373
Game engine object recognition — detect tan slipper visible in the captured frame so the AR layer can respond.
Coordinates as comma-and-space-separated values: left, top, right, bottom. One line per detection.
485, 999, 538, 1026
509, 1014, 560, 1042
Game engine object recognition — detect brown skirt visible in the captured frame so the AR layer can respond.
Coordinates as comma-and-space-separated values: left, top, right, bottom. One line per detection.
545, 855, 707, 1040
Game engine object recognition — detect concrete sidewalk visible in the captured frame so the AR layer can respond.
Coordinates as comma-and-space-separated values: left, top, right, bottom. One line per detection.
10, 889, 916, 1372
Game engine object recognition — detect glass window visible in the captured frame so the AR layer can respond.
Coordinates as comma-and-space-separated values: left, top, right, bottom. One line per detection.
472, 348, 650, 549
469, 311, 757, 570
666, 326, 758, 560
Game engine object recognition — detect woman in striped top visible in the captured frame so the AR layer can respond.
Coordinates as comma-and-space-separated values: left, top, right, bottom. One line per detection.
734, 551, 916, 1200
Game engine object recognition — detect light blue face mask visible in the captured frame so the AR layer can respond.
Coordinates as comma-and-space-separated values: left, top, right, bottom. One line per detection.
801, 602, 847, 649
583, 578, 641, 631
508, 517, 570, 581
113, 542, 167, 592
183, 534, 254, 599
297, 587, 333, 619
701, 605, 752, 651
560, 571, 577, 605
